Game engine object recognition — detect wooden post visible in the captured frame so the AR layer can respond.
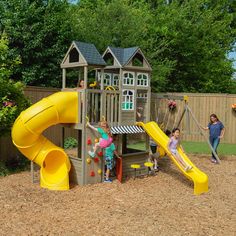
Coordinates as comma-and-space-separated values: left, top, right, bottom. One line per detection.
186, 104, 190, 134
81, 66, 88, 185
31, 161, 34, 183
176, 106, 186, 128
186, 105, 221, 164
84, 66, 88, 89
100, 68, 105, 120
146, 74, 151, 122
118, 68, 123, 125
62, 68, 66, 89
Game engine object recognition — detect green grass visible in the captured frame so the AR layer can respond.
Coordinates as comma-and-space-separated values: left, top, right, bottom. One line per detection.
128, 141, 236, 155
127, 142, 146, 151
182, 141, 236, 156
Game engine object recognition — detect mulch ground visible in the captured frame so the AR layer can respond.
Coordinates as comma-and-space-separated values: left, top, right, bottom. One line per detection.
0, 154, 235, 236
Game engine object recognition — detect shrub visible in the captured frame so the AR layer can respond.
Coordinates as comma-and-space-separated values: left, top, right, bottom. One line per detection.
0, 33, 30, 136
64, 137, 78, 149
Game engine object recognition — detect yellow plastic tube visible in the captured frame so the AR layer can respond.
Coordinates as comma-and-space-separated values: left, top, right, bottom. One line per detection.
12, 91, 78, 190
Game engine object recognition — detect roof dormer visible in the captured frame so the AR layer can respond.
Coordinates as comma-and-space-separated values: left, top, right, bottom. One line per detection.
61, 41, 106, 68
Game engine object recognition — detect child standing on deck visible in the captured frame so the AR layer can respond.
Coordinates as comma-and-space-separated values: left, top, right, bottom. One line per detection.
149, 138, 159, 170
104, 142, 121, 183
87, 121, 113, 158
167, 128, 192, 172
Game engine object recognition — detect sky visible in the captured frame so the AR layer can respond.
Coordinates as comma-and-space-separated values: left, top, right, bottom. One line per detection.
229, 51, 236, 69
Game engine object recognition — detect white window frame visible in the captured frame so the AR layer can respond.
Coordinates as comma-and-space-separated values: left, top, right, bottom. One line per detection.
122, 89, 134, 110
137, 73, 149, 87
123, 72, 134, 86
104, 73, 111, 86
112, 74, 119, 86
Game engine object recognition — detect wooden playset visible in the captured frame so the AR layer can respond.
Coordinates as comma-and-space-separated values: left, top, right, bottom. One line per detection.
60, 41, 152, 185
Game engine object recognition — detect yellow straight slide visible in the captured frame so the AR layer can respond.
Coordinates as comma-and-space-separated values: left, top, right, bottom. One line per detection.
137, 121, 208, 195
12, 92, 78, 190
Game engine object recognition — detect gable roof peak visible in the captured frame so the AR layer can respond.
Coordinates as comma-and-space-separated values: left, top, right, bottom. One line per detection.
73, 41, 106, 66
106, 46, 139, 66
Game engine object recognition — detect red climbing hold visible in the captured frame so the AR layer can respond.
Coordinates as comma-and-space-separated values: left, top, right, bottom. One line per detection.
90, 170, 95, 177
98, 151, 103, 157
87, 138, 92, 145
94, 157, 99, 163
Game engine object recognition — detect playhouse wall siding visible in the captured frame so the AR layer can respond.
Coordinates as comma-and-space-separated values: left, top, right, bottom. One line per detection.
69, 157, 83, 185
121, 111, 135, 125
122, 152, 149, 180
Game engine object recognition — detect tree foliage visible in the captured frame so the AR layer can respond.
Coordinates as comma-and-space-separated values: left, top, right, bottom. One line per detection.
145, 0, 236, 93
0, 0, 235, 93
0, 33, 30, 136
0, 0, 77, 87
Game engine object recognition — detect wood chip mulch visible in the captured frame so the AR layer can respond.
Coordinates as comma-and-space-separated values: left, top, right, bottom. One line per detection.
0, 155, 235, 236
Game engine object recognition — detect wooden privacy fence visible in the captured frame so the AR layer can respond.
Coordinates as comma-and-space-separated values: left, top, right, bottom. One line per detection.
0, 87, 235, 161
151, 93, 236, 144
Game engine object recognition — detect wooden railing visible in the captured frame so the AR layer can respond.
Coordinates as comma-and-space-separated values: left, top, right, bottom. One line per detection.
86, 89, 120, 125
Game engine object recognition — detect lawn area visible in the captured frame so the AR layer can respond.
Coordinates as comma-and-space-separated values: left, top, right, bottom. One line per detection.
128, 141, 236, 155
182, 141, 236, 155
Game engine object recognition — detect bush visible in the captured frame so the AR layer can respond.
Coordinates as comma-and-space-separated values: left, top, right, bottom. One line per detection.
0, 162, 10, 177
0, 33, 30, 136
0, 154, 30, 177
64, 137, 78, 149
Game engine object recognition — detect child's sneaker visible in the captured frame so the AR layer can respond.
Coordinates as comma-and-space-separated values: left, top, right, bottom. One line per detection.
88, 151, 95, 158
211, 158, 217, 163
104, 179, 112, 183
185, 165, 193, 172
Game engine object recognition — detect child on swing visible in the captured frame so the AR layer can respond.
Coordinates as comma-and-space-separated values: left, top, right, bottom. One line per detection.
87, 121, 113, 158
167, 128, 192, 172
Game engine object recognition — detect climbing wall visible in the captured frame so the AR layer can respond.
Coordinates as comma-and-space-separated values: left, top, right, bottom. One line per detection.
84, 128, 104, 184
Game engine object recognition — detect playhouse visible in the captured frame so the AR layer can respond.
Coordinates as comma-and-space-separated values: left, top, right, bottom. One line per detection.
60, 41, 152, 185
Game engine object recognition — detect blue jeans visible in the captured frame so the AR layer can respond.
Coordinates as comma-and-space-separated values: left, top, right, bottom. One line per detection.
209, 137, 220, 160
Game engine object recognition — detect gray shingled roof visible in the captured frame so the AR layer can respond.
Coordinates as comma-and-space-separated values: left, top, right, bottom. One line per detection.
74, 41, 106, 66
108, 46, 139, 66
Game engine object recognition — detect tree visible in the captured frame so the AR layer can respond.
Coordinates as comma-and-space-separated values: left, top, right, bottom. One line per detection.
0, 33, 30, 136
74, 0, 151, 51
144, 0, 236, 93
0, 0, 77, 87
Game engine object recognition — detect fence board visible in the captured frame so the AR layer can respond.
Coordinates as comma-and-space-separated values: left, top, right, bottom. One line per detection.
151, 93, 236, 144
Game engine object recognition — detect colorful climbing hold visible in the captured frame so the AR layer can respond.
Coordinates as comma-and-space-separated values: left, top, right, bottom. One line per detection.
95, 138, 99, 143
98, 151, 103, 157
94, 157, 99, 163
86, 158, 91, 164
87, 138, 92, 145
90, 170, 95, 177
98, 169, 102, 175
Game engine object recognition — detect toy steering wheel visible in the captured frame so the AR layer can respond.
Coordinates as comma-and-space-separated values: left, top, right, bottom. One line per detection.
105, 86, 116, 91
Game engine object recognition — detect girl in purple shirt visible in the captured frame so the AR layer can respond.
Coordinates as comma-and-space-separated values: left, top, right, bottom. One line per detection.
168, 128, 192, 172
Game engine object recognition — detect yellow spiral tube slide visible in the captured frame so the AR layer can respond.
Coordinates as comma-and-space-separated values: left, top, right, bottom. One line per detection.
12, 92, 78, 190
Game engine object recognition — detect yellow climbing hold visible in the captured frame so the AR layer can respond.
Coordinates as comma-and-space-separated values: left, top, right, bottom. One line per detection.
86, 158, 91, 164
97, 169, 102, 175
